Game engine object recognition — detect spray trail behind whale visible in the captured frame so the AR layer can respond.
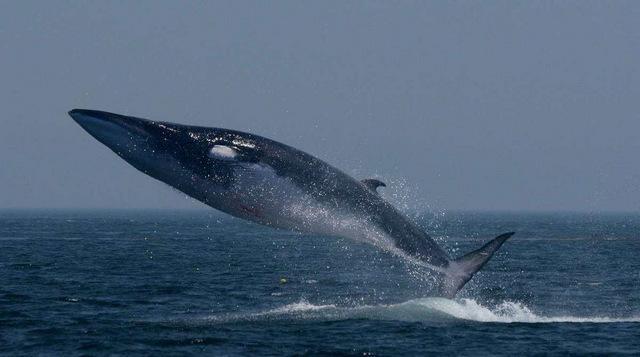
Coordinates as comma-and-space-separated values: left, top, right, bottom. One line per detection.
192, 298, 640, 325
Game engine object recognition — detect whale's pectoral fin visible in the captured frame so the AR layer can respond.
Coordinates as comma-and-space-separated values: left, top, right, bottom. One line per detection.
440, 232, 515, 298
361, 179, 386, 193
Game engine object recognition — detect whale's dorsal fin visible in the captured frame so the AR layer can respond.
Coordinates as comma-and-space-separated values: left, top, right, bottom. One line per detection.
361, 179, 386, 193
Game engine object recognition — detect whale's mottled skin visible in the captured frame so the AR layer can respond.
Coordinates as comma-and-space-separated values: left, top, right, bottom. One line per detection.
69, 109, 513, 297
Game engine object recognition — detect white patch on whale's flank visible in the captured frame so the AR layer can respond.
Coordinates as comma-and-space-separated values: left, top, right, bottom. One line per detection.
211, 157, 445, 277
284, 196, 445, 273
227, 161, 445, 273
208, 145, 238, 160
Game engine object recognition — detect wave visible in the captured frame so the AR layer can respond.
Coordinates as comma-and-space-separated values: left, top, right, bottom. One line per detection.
199, 298, 640, 324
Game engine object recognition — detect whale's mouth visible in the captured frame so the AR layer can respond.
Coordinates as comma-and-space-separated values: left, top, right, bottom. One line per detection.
68, 108, 195, 183
68, 109, 152, 150
68, 109, 176, 177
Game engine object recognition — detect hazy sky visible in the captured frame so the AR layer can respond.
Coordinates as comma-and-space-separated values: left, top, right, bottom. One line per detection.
1, 1, 639, 212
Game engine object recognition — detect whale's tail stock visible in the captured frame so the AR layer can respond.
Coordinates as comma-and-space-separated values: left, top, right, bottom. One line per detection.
440, 232, 515, 298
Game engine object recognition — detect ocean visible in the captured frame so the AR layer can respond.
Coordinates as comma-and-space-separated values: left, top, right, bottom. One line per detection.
1, 209, 639, 355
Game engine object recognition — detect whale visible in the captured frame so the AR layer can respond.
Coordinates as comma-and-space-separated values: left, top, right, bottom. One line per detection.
69, 109, 514, 297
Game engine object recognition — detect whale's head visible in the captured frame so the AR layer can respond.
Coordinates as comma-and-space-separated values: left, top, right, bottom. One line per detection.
68, 109, 263, 196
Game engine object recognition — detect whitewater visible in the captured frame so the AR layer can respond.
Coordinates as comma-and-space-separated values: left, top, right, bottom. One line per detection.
198, 298, 640, 325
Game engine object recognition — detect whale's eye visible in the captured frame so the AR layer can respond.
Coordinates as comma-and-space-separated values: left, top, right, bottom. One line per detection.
208, 145, 238, 161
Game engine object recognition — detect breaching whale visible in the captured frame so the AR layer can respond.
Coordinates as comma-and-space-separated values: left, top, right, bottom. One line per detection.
69, 109, 514, 297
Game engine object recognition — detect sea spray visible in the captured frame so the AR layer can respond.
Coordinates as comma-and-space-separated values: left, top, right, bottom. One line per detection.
196, 298, 640, 325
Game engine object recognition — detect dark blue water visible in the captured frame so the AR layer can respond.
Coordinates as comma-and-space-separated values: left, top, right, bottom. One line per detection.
1, 209, 639, 355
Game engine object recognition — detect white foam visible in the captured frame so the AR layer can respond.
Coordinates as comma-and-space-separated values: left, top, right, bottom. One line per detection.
199, 298, 640, 324
266, 300, 336, 315
409, 298, 640, 323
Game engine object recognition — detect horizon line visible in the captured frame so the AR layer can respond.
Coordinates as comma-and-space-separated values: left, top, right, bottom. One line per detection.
1, 207, 639, 215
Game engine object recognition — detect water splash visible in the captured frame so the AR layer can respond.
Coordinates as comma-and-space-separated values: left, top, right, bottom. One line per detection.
198, 298, 640, 324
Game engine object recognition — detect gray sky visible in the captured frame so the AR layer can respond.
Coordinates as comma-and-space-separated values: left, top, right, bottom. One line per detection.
1, 1, 639, 212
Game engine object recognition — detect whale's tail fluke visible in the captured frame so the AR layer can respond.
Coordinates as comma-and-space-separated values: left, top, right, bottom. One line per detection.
440, 232, 515, 298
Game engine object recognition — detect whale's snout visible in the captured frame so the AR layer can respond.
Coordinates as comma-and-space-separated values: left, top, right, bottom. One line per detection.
69, 108, 108, 122
69, 109, 148, 143
69, 108, 169, 151
68, 108, 170, 170
69, 109, 123, 127
68, 108, 191, 179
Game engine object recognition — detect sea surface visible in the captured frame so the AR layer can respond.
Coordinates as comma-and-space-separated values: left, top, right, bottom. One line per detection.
1, 209, 639, 355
